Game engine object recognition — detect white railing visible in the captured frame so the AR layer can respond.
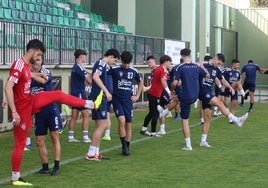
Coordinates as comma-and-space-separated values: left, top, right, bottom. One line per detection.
239, 9, 268, 36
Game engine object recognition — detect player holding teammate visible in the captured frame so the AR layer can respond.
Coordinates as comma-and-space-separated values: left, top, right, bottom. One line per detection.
5, 39, 100, 186
31, 59, 62, 176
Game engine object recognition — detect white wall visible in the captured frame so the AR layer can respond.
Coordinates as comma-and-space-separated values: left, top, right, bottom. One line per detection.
118, 0, 136, 34
181, 0, 196, 62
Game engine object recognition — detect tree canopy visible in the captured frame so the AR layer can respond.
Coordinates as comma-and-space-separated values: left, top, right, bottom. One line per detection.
250, 0, 268, 7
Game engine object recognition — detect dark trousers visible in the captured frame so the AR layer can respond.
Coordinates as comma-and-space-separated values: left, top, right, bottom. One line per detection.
143, 93, 159, 133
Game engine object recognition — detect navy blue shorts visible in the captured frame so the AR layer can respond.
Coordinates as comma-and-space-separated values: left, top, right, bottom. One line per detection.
107, 101, 112, 113
243, 82, 256, 92
91, 99, 107, 120
71, 92, 87, 111
223, 88, 238, 101
180, 102, 192, 119
160, 90, 170, 107
199, 90, 215, 109
112, 99, 133, 123
34, 108, 63, 136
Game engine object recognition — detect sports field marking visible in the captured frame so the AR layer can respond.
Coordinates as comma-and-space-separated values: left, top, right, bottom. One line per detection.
0, 116, 223, 185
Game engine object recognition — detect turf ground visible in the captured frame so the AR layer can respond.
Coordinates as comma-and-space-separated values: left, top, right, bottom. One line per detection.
0, 102, 267, 187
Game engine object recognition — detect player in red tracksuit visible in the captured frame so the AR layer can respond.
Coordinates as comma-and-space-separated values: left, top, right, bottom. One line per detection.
5, 39, 99, 186
140, 55, 172, 137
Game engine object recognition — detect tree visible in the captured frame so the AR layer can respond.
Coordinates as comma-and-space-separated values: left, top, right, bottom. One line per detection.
250, 0, 268, 7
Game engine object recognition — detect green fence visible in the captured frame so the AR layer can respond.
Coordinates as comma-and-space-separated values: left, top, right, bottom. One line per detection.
256, 85, 268, 102
0, 21, 180, 65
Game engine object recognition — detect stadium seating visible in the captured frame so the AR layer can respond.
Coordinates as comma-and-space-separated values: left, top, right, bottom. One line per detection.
0, 0, 127, 34
0, 0, 129, 51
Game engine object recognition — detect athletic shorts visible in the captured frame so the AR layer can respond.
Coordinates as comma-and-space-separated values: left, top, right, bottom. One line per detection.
71, 92, 87, 111
180, 102, 192, 119
159, 90, 170, 107
91, 99, 107, 120
112, 99, 133, 123
199, 89, 214, 109
34, 107, 63, 136
223, 88, 238, 101
243, 82, 256, 92
107, 101, 112, 113
215, 86, 225, 97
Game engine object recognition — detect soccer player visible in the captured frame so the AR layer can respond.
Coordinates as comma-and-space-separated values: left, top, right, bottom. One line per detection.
30, 59, 62, 176
101, 72, 113, 141
223, 59, 245, 123
198, 54, 248, 148
4, 39, 100, 186
142, 55, 168, 135
140, 55, 172, 137
240, 60, 265, 112
109, 51, 143, 156
199, 55, 213, 124
171, 48, 208, 150
68, 49, 92, 143
85, 48, 120, 161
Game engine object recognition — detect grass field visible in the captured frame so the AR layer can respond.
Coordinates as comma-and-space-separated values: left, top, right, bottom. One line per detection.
0, 102, 267, 187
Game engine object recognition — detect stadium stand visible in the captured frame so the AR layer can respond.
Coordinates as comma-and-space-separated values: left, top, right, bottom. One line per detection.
0, 0, 126, 33
0, 0, 172, 66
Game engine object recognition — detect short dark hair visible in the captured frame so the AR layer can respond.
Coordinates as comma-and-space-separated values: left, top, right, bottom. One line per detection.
216, 53, 225, 63
180, 48, 191, 57
204, 55, 212, 62
147, 55, 155, 61
232, 59, 240, 64
120, 51, 133, 64
104, 48, 120, 59
248, 60, 253, 63
26, 39, 46, 53
74, 49, 87, 59
160, 55, 172, 64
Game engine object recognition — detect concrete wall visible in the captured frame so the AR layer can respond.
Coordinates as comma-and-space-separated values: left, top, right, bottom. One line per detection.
118, 0, 136, 34
90, 0, 118, 24
163, 0, 181, 40
236, 11, 268, 85
135, 0, 164, 37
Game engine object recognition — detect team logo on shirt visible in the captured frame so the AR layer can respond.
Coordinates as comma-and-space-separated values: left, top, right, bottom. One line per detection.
119, 71, 123, 77
206, 93, 211, 98
212, 70, 217, 76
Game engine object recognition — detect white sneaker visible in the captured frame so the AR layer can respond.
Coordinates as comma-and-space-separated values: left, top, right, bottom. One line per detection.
83, 137, 91, 143
182, 146, 192, 151
236, 113, 249, 127
68, 138, 81, 142
24, 147, 30, 151
157, 105, 164, 118
229, 119, 234, 124
140, 130, 151, 136
157, 130, 166, 135
200, 141, 212, 148
213, 111, 218, 117
151, 132, 162, 137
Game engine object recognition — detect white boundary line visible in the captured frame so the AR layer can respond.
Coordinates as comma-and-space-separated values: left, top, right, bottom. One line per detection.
0, 116, 223, 185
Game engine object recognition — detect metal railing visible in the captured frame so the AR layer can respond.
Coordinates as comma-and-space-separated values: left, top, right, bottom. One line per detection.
239, 9, 268, 36
0, 20, 183, 65
256, 85, 268, 102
